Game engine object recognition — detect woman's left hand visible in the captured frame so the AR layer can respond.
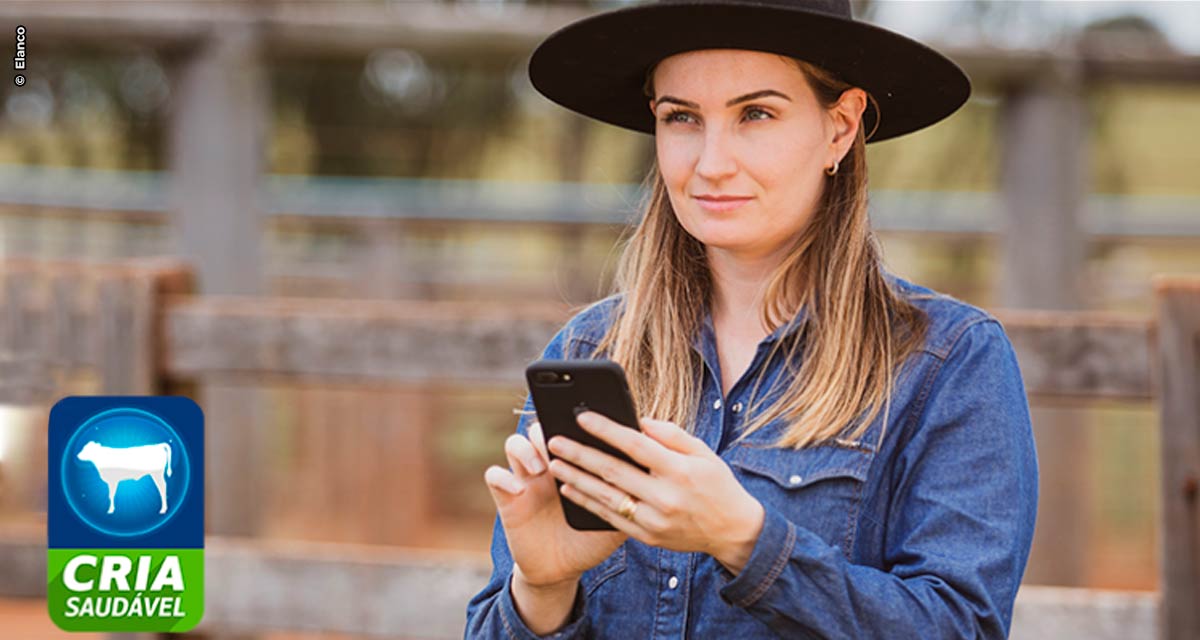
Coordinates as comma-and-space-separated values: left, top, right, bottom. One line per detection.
547, 410, 765, 575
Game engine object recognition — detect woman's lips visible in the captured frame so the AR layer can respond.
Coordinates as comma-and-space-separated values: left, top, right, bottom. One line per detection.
694, 196, 753, 212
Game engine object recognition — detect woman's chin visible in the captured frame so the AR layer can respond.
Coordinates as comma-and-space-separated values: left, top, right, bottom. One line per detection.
692, 234, 754, 253
681, 217, 745, 242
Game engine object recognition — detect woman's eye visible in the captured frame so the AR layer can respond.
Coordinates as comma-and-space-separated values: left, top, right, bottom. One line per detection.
744, 107, 772, 121
662, 109, 694, 124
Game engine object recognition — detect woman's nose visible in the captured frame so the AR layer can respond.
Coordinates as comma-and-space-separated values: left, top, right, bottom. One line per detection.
694, 129, 739, 181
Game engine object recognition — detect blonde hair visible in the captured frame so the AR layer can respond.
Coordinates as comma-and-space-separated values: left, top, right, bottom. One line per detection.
528, 55, 928, 452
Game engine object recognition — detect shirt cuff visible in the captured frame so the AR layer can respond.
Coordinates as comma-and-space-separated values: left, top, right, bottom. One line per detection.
497, 571, 590, 639
716, 503, 798, 609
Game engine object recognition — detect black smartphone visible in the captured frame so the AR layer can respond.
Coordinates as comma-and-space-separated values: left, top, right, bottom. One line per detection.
525, 359, 648, 531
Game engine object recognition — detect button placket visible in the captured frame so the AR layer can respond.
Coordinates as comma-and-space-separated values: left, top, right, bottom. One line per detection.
653, 551, 691, 637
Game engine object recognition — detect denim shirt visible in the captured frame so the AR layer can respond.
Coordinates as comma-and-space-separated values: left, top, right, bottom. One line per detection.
465, 272, 1039, 639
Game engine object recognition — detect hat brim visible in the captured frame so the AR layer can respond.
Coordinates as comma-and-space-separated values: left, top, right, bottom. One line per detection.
528, 1, 971, 143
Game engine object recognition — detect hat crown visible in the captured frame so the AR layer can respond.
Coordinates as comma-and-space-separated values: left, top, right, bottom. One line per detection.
656, 0, 852, 20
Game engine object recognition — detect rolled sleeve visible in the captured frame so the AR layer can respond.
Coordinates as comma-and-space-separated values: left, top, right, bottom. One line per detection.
716, 504, 797, 608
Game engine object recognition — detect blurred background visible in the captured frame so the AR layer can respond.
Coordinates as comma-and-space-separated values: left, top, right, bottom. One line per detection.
0, 0, 1197, 638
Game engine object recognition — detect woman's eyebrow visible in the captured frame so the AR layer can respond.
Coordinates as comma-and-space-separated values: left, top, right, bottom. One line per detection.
655, 89, 792, 109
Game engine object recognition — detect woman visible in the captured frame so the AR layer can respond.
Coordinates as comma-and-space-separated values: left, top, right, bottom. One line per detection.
466, 1, 1038, 638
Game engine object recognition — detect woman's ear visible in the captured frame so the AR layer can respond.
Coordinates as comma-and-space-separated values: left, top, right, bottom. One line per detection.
829, 87, 867, 155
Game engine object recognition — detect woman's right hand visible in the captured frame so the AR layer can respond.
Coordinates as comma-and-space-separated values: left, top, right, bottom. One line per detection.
484, 420, 626, 589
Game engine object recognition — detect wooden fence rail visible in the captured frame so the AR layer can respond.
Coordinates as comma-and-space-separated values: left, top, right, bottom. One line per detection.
0, 258, 1195, 639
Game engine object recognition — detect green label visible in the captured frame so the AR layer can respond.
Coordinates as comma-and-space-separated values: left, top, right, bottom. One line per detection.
47, 548, 204, 632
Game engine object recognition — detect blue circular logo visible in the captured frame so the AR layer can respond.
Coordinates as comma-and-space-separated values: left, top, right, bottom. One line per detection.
61, 407, 191, 538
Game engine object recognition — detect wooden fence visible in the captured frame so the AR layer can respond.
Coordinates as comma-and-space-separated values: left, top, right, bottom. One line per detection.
0, 257, 1195, 639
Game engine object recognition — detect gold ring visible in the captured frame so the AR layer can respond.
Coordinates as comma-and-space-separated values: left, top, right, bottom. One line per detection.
616, 494, 638, 521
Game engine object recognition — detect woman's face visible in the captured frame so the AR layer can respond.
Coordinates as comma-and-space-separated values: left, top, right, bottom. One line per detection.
649, 49, 852, 263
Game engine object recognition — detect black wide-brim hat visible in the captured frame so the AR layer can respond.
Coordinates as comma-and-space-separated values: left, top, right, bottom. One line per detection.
528, 0, 971, 143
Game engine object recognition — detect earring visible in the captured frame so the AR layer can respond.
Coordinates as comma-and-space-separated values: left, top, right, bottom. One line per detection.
825, 159, 839, 176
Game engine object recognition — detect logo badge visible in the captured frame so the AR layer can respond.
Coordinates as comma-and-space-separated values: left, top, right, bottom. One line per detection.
48, 396, 204, 632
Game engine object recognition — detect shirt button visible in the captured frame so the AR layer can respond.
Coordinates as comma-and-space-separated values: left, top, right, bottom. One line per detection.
668, 575, 679, 589
789, 474, 803, 486
731, 402, 743, 413
712, 398, 722, 410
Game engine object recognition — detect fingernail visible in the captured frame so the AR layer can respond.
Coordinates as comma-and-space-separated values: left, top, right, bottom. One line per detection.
507, 477, 526, 494
529, 456, 545, 474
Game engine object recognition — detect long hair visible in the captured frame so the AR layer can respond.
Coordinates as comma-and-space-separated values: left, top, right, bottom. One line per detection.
578, 56, 930, 451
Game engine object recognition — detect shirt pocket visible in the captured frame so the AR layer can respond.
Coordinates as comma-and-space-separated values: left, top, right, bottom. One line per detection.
580, 541, 627, 598
726, 441, 874, 555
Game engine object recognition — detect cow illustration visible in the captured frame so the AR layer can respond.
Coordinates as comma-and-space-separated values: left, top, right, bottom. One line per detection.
76, 441, 173, 515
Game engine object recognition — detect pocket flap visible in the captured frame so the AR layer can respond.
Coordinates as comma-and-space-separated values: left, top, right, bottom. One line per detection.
728, 441, 874, 489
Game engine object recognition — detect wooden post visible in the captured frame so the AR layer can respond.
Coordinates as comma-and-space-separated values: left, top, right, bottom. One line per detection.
165, 21, 270, 557
95, 271, 157, 394
162, 17, 265, 576
100, 258, 195, 395
166, 24, 266, 297
998, 67, 1091, 586
1154, 276, 1200, 640
999, 74, 1087, 310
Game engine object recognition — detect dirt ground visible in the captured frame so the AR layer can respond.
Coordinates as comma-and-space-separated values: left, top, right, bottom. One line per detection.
0, 598, 106, 639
